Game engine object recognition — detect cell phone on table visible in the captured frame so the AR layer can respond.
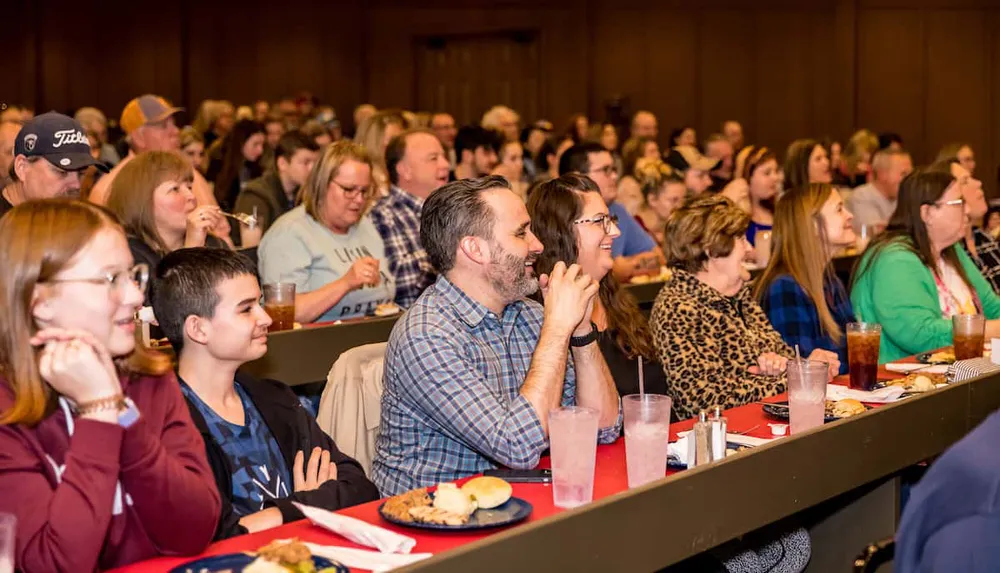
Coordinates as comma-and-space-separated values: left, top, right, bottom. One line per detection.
483, 468, 552, 483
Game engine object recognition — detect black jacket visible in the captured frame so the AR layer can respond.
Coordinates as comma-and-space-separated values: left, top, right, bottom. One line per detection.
182, 371, 380, 540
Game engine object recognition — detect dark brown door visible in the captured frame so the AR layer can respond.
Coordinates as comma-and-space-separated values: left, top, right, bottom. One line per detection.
415, 31, 540, 126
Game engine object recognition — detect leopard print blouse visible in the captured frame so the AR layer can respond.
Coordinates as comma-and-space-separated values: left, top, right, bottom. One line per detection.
650, 268, 793, 420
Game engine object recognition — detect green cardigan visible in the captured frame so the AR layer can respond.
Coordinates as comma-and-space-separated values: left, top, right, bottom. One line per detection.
850, 239, 1000, 363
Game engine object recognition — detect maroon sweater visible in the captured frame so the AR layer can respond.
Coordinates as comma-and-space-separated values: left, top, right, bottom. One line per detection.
0, 370, 221, 572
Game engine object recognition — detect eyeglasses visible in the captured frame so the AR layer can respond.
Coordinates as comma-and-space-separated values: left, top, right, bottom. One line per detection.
930, 198, 965, 208
46, 264, 149, 295
589, 164, 618, 178
333, 180, 370, 199
574, 213, 620, 234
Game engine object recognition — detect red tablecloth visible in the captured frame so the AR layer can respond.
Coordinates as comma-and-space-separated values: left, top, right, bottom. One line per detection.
110, 368, 904, 573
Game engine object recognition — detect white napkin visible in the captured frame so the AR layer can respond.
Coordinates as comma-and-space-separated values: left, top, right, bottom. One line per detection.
302, 542, 432, 572
294, 503, 416, 554
885, 363, 949, 374
668, 432, 773, 466
826, 384, 904, 404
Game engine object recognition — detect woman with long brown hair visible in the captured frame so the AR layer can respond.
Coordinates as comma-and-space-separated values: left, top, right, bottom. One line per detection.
527, 173, 666, 398
0, 199, 220, 571
210, 119, 266, 212
753, 183, 858, 374
851, 168, 1000, 362
784, 139, 832, 192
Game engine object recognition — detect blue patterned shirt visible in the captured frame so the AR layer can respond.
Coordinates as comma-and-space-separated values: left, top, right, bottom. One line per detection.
181, 382, 292, 516
369, 186, 436, 308
372, 275, 620, 496
761, 272, 856, 375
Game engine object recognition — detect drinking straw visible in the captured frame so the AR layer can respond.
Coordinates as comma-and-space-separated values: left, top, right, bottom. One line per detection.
638, 356, 645, 396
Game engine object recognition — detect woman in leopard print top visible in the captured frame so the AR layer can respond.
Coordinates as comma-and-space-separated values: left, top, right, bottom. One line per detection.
651, 195, 840, 420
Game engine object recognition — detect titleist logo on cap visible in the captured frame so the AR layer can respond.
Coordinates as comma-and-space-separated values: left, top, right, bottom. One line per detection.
52, 129, 88, 148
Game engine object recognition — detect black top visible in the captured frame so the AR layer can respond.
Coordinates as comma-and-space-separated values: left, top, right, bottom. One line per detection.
233, 171, 294, 236
597, 329, 668, 398
0, 191, 14, 220
181, 371, 380, 540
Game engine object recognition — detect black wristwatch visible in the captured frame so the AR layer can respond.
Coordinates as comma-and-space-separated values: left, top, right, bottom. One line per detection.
570, 322, 599, 347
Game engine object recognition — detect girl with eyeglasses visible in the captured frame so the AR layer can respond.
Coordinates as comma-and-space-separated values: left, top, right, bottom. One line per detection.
851, 168, 1000, 362
0, 199, 220, 571
258, 141, 396, 323
527, 174, 667, 399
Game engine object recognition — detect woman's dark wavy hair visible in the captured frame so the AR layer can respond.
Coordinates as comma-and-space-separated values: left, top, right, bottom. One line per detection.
851, 168, 973, 295
526, 173, 655, 360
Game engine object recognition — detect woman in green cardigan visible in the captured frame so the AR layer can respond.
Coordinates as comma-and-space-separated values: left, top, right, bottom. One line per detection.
851, 168, 1000, 363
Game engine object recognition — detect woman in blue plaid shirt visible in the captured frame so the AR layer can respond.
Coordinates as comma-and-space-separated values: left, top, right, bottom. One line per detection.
753, 183, 858, 374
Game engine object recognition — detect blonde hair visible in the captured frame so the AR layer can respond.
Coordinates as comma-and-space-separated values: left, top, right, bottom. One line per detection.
664, 194, 750, 274
481, 106, 520, 135
193, 100, 235, 134
179, 125, 204, 149
843, 129, 879, 177
753, 183, 843, 342
634, 157, 679, 198
74, 107, 107, 134
0, 200, 169, 426
106, 151, 193, 255
300, 141, 375, 221
354, 110, 404, 194
935, 142, 972, 164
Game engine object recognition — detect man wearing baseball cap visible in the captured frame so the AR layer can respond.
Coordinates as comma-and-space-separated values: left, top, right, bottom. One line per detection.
665, 145, 719, 196
89, 94, 221, 216
0, 111, 108, 219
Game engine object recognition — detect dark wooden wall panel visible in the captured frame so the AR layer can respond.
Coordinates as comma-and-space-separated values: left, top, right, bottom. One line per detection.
643, 9, 699, 141
924, 9, 989, 167
856, 9, 926, 160
697, 9, 756, 146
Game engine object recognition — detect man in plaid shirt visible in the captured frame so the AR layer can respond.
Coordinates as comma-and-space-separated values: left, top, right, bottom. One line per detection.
370, 129, 451, 307
372, 176, 622, 496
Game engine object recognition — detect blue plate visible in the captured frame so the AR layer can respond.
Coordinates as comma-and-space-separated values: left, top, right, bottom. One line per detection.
169, 553, 347, 573
379, 496, 533, 531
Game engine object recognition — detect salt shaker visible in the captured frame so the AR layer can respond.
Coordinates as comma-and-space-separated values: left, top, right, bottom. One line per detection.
710, 406, 728, 461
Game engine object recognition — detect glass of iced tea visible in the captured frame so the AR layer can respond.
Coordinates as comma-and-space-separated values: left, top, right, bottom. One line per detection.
847, 322, 881, 391
263, 283, 296, 332
953, 314, 985, 360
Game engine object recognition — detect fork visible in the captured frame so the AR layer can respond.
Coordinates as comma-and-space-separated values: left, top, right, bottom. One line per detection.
222, 206, 258, 230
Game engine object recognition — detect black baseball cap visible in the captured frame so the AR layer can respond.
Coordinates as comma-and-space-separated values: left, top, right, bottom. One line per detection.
13, 111, 109, 172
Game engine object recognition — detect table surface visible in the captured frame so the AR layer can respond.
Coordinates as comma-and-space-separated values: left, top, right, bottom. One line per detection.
111, 362, 908, 573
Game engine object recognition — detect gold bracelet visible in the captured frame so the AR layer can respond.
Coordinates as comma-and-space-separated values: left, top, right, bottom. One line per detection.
75, 394, 127, 416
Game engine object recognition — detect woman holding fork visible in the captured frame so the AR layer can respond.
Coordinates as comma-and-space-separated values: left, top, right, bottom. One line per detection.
106, 150, 254, 299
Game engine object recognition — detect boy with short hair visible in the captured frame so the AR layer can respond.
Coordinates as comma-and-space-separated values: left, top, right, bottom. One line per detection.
151, 248, 378, 539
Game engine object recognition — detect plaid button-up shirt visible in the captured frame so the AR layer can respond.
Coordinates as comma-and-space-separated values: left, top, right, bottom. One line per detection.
965, 229, 1000, 294
372, 275, 619, 496
369, 186, 436, 308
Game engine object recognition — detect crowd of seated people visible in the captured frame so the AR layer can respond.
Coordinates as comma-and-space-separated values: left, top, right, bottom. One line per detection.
4, 92, 1000, 572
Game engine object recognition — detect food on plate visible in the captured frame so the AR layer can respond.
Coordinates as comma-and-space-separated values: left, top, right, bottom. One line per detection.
433, 483, 477, 517
928, 350, 955, 364
244, 539, 323, 573
374, 302, 402, 316
830, 398, 867, 418
409, 505, 470, 526
887, 372, 945, 393
630, 274, 652, 285
381, 487, 432, 523
462, 476, 514, 509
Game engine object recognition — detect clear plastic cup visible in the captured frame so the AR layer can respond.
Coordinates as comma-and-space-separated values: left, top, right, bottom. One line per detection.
262, 282, 296, 332
623, 394, 672, 488
548, 406, 599, 509
787, 359, 828, 434
953, 314, 985, 361
0, 513, 15, 573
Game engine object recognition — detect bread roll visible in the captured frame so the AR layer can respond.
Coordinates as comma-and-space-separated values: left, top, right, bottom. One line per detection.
462, 476, 513, 509
832, 398, 866, 418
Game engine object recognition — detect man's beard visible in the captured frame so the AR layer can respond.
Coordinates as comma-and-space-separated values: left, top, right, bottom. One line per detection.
486, 241, 538, 303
